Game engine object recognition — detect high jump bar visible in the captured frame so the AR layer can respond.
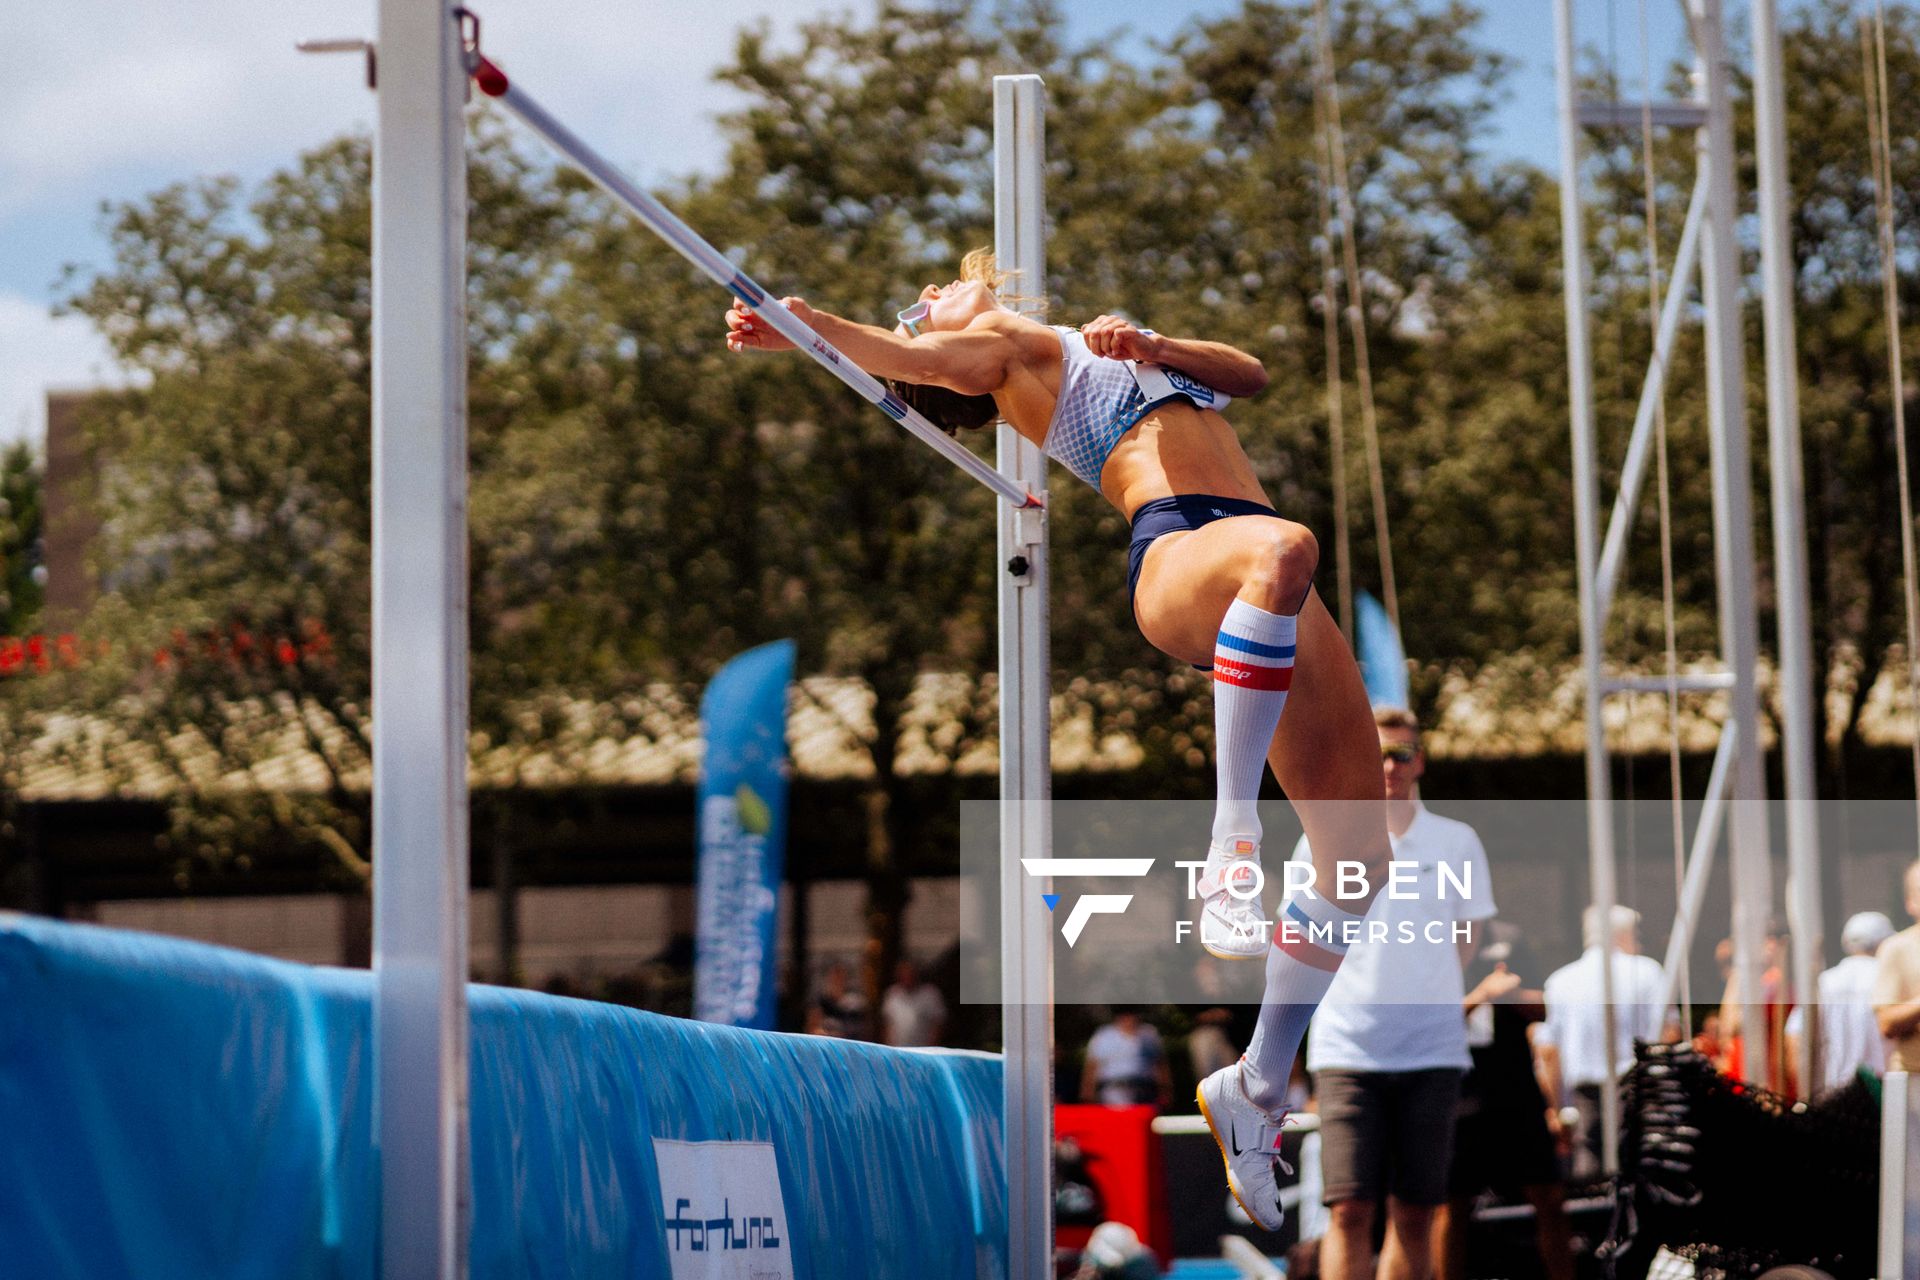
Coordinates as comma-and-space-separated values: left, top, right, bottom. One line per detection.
456, 15, 1041, 511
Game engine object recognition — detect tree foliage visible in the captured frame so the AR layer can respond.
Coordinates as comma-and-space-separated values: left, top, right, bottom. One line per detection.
0, 443, 43, 634
27, 0, 1920, 965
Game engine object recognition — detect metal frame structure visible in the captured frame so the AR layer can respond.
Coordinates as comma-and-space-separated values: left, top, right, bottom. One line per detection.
1882, 1071, 1920, 1278
1750, 0, 1823, 1098
354, 8, 1056, 1270
370, 4, 472, 1277
993, 74, 1055, 1280
1551, 0, 1823, 1168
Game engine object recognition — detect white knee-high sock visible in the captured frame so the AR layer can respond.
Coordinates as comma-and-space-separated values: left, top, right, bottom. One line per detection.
1210, 598, 1298, 848
1241, 886, 1360, 1109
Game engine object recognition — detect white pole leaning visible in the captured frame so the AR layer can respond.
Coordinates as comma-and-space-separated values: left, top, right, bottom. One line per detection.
373, 1, 471, 1276
994, 73, 1053, 1280
463, 44, 1039, 512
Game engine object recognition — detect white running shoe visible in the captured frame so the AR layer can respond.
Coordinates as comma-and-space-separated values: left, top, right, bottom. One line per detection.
1196, 1061, 1294, 1233
1197, 835, 1269, 960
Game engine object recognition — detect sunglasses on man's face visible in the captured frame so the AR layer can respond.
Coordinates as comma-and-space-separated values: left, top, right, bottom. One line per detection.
1381, 743, 1419, 763
897, 300, 931, 337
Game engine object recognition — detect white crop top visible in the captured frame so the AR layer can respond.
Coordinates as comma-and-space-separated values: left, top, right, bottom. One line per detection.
1042, 325, 1232, 488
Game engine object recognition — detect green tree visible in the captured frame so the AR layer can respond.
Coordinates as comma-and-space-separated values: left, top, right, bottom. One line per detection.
60, 148, 380, 887
53, 0, 1920, 997
0, 441, 44, 914
1771, 0, 1920, 785
0, 442, 43, 634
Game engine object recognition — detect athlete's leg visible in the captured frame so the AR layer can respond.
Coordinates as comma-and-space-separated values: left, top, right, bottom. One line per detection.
1135, 520, 1389, 1110
1135, 515, 1317, 960
1264, 587, 1392, 898
1135, 516, 1315, 838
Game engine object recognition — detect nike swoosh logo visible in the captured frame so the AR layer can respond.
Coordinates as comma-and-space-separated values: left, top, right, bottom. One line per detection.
1229, 1118, 1246, 1157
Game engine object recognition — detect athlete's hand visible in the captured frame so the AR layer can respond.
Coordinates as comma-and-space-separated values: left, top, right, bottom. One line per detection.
726, 296, 811, 353
1081, 313, 1163, 362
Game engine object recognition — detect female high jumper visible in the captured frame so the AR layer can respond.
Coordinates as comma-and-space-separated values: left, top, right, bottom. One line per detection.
725, 250, 1389, 1230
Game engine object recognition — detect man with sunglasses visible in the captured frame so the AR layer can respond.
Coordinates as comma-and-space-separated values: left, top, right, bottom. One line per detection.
1294, 707, 1497, 1280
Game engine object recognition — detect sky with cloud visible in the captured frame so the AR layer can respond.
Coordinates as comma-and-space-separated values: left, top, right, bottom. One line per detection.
3, 0, 1701, 448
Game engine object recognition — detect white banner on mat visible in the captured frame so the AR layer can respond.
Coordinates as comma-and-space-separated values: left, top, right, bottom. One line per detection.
653, 1138, 795, 1279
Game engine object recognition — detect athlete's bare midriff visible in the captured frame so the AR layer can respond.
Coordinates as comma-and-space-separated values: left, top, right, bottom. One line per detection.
990, 315, 1272, 521
1097, 402, 1270, 518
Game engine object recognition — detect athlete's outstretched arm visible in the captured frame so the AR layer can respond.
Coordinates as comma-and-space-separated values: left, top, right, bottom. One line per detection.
725, 297, 1015, 395
1080, 313, 1268, 398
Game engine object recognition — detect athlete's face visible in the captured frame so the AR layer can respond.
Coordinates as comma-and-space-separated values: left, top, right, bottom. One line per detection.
896, 279, 995, 336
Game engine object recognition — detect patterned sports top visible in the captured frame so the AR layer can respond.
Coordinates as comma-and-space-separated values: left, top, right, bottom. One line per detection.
1042, 325, 1233, 489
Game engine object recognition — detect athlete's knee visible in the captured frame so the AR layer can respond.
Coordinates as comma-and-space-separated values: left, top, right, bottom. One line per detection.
1243, 521, 1319, 608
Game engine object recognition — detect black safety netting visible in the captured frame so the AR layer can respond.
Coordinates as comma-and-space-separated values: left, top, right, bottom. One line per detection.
1598, 1041, 1880, 1279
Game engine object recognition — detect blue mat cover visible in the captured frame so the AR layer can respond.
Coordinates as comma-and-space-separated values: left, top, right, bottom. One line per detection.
0, 913, 1005, 1278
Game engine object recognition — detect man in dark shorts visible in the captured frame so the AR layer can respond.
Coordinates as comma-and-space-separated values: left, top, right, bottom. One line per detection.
1434, 926, 1573, 1280
1297, 709, 1497, 1280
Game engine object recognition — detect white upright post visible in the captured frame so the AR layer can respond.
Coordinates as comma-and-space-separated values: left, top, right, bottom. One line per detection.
373, 2, 471, 1275
1750, 0, 1824, 1093
1691, 0, 1775, 1091
994, 73, 1052, 1280
1552, 0, 1622, 1173
1882, 1072, 1920, 1279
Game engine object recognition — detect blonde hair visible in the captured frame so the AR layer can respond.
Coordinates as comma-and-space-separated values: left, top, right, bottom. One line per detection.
959, 247, 1009, 290
959, 247, 1045, 314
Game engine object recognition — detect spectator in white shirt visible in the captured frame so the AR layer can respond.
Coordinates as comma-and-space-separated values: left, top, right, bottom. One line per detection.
880, 959, 947, 1048
1785, 910, 1895, 1097
1537, 906, 1679, 1181
1081, 1009, 1171, 1108
1299, 707, 1498, 1280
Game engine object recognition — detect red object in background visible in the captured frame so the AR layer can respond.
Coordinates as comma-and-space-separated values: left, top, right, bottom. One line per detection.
0, 620, 336, 679
1055, 1104, 1174, 1265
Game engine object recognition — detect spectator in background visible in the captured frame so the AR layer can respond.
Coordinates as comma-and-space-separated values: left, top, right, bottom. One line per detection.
1875, 864, 1920, 1074
1785, 910, 1894, 1097
1694, 939, 1737, 1068
1303, 707, 1498, 1280
1538, 906, 1679, 1182
1188, 958, 1240, 1083
1435, 925, 1573, 1280
880, 958, 947, 1047
1070, 1222, 1160, 1280
1082, 1008, 1172, 1107
806, 959, 867, 1039
1188, 1008, 1238, 1084
1716, 915, 1798, 1096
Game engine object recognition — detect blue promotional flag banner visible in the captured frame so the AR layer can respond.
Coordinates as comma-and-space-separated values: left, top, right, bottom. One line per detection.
694, 640, 796, 1028
1355, 590, 1410, 711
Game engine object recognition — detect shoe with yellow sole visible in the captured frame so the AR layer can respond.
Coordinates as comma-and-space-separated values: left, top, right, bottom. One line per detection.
1196, 1060, 1293, 1232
